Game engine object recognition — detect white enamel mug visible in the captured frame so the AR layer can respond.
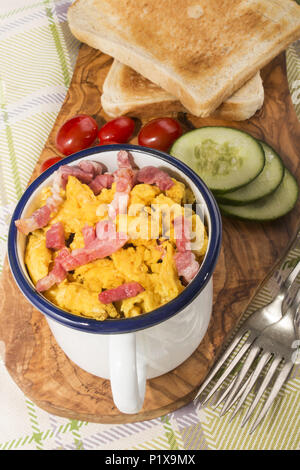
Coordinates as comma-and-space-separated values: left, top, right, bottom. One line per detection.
8, 145, 222, 414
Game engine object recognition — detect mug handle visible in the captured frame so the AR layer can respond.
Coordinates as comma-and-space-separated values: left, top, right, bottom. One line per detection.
109, 332, 146, 414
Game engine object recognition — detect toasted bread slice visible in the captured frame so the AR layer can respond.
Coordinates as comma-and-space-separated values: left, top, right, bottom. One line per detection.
68, 0, 300, 116
101, 60, 264, 120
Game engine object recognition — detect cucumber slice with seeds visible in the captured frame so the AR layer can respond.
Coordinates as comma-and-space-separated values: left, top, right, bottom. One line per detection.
219, 168, 298, 221
170, 126, 265, 194
216, 141, 284, 205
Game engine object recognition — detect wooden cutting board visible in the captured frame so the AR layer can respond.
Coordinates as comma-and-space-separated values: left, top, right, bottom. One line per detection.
0, 45, 299, 424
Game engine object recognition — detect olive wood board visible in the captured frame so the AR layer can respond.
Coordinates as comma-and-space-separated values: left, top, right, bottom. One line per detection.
0, 45, 299, 424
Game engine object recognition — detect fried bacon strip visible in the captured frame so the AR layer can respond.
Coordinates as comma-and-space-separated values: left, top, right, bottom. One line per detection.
99, 282, 144, 304
46, 222, 65, 250
15, 189, 63, 235
89, 173, 114, 195
81, 224, 96, 246
35, 247, 69, 292
108, 151, 137, 219
136, 166, 174, 191
173, 216, 199, 283
59, 220, 128, 271
36, 220, 128, 291
15, 160, 108, 234
78, 160, 107, 176
174, 251, 200, 284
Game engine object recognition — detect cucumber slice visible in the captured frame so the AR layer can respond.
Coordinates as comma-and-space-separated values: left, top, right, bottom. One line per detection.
170, 126, 265, 193
219, 168, 299, 221
216, 141, 284, 205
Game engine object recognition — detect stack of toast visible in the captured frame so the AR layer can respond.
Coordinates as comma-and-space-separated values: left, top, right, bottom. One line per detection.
68, 0, 300, 121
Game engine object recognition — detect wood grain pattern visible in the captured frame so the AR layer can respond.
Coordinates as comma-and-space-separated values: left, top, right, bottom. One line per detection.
0, 45, 299, 423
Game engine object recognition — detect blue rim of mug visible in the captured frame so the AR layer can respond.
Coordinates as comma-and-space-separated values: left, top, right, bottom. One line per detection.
8, 144, 222, 334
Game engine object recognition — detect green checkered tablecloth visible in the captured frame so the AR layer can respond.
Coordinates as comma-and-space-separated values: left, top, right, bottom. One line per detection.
0, 0, 299, 451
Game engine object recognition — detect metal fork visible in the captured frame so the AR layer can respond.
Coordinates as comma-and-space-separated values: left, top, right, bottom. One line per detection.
222, 287, 300, 434
224, 288, 300, 432
194, 260, 300, 424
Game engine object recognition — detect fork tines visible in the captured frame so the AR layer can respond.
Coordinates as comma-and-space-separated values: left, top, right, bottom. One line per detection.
194, 279, 300, 434
194, 326, 253, 405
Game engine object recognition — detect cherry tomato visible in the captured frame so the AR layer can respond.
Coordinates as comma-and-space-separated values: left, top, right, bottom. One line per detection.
98, 140, 119, 145
40, 156, 63, 173
138, 118, 182, 152
55, 115, 98, 156
98, 117, 135, 143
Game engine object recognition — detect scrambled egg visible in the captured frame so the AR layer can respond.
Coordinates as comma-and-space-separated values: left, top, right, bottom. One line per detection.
25, 175, 208, 320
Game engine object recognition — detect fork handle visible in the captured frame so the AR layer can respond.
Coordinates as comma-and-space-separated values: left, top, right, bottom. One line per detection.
282, 259, 300, 292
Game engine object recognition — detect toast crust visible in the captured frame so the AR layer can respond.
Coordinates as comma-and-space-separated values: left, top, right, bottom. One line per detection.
101, 60, 264, 120
68, 0, 300, 116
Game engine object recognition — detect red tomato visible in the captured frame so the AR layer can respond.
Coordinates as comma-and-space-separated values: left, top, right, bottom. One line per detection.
138, 118, 182, 151
55, 115, 98, 156
98, 140, 119, 145
40, 156, 63, 173
98, 117, 135, 143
